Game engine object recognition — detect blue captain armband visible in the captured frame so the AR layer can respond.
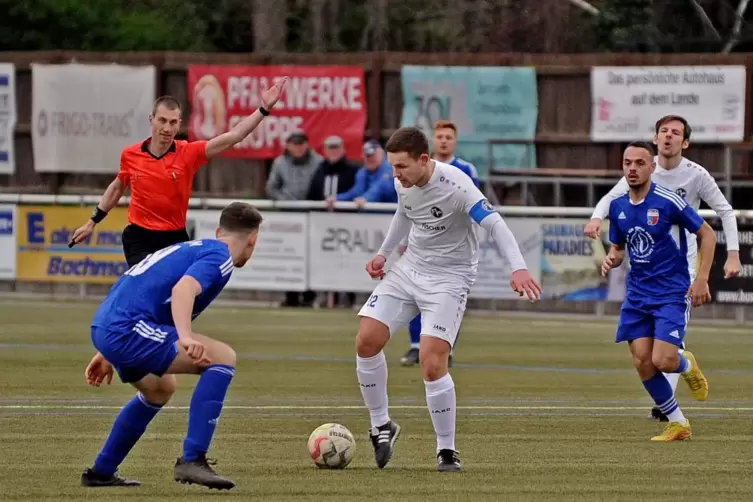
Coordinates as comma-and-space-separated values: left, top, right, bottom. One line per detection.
469, 199, 496, 224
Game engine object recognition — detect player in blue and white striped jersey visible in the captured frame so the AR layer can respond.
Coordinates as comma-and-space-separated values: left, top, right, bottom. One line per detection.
80, 202, 263, 491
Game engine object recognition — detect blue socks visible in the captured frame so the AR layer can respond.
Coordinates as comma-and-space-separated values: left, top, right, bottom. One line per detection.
183, 364, 235, 462
674, 353, 690, 373
642, 372, 678, 417
409, 314, 421, 347
94, 393, 162, 477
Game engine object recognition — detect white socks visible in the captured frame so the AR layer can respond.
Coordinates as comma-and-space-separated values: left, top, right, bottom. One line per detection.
667, 407, 686, 423
425, 373, 456, 452
357, 351, 390, 428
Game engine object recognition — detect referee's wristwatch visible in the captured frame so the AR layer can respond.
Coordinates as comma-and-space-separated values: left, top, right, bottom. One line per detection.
259, 105, 270, 116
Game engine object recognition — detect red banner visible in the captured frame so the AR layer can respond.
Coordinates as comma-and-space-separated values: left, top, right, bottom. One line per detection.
187, 65, 367, 159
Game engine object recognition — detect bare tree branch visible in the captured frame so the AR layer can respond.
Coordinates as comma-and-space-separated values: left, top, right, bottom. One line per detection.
723, 0, 752, 52
688, 0, 723, 41
567, 0, 599, 16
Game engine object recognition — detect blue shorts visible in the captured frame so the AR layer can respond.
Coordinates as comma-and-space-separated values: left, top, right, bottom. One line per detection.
616, 296, 691, 348
91, 320, 180, 383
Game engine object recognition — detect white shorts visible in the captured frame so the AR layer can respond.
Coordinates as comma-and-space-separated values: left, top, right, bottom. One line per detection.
358, 265, 469, 347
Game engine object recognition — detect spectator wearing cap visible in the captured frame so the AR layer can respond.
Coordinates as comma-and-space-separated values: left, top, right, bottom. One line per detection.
306, 135, 358, 202
328, 140, 397, 210
266, 132, 322, 201
267, 132, 321, 309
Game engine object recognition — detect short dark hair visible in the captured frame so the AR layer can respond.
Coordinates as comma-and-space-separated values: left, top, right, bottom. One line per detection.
625, 141, 655, 156
219, 202, 263, 233
152, 96, 182, 116
385, 127, 429, 160
655, 115, 691, 141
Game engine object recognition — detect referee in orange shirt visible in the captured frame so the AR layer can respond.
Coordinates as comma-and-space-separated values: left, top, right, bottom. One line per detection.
71, 78, 288, 267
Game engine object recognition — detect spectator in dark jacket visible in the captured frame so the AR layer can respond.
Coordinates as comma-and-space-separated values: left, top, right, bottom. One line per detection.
307, 136, 359, 201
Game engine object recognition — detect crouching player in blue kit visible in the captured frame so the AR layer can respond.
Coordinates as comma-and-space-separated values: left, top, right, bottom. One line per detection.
80, 202, 263, 490
601, 142, 714, 441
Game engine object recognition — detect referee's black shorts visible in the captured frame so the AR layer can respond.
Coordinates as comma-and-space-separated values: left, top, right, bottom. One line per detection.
121, 224, 190, 268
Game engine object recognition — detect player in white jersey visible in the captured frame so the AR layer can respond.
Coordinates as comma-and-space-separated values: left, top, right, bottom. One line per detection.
584, 114, 740, 421
354, 127, 542, 472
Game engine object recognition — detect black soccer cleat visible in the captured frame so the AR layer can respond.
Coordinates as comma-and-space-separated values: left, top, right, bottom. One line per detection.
649, 406, 669, 422
437, 449, 462, 472
80, 467, 141, 487
400, 348, 420, 366
174, 454, 235, 490
370, 420, 401, 468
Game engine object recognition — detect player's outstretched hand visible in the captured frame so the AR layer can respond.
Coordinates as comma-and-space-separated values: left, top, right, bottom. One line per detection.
584, 218, 602, 239
366, 254, 387, 280
180, 336, 211, 366
85, 352, 113, 387
261, 77, 289, 110
510, 269, 542, 301
688, 279, 712, 307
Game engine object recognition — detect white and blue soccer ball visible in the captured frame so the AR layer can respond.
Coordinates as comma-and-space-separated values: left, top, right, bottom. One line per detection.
307, 423, 356, 469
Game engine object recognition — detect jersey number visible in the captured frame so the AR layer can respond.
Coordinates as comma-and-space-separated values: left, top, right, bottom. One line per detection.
367, 295, 378, 308
125, 244, 183, 277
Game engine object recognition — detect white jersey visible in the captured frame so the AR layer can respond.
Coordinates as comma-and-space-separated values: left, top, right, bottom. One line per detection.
396, 161, 485, 286
593, 156, 739, 273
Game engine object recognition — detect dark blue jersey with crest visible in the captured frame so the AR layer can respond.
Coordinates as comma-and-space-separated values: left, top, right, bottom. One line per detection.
608, 183, 704, 300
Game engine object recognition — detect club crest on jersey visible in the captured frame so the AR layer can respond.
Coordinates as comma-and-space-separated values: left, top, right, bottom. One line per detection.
431, 206, 443, 218
675, 188, 686, 198
646, 209, 659, 226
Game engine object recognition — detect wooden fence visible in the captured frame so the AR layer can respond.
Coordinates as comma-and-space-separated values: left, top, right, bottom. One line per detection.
2, 51, 753, 198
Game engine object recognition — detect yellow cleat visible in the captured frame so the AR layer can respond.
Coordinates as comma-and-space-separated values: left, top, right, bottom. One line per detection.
681, 351, 709, 401
651, 420, 692, 441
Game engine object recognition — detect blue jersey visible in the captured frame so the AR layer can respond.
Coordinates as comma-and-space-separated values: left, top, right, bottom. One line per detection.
92, 239, 233, 331
608, 183, 704, 300
447, 157, 480, 187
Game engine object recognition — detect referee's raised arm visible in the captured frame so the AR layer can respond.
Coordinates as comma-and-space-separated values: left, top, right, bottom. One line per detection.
70, 77, 288, 267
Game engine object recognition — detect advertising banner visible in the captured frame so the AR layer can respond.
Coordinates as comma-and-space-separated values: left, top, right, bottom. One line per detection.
0, 64, 16, 174
188, 65, 367, 159
308, 212, 398, 293
0, 205, 16, 279
400, 66, 538, 175
540, 219, 613, 301
709, 221, 753, 304
31, 63, 156, 173
16, 206, 128, 283
591, 66, 746, 142
471, 220, 542, 299
188, 210, 308, 291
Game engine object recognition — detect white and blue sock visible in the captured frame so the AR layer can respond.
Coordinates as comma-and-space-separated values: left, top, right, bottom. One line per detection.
642, 372, 686, 423
183, 364, 235, 462
94, 393, 162, 476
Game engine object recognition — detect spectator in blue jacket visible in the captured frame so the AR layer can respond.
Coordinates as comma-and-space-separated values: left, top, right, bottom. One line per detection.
327, 140, 396, 210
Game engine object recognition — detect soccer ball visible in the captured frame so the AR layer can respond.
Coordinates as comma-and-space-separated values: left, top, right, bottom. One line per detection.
307, 423, 356, 469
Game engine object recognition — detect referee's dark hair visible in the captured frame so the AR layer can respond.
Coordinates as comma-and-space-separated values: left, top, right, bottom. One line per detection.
625, 141, 655, 156
219, 202, 263, 233
152, 96, 182, 116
